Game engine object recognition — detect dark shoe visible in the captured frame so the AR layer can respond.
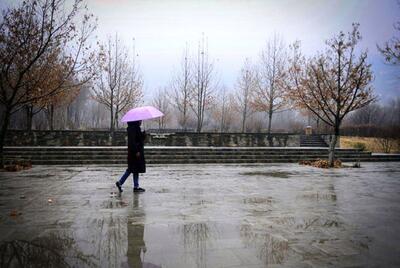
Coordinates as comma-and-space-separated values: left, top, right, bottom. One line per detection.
133, 187, 145, 192
116, 181, 123, 193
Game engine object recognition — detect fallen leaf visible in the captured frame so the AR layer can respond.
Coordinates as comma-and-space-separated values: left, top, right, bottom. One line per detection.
10, 210, 22, 217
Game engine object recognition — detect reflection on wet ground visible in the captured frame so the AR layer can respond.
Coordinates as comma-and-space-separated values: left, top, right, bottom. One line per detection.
239, 171, 294, 178
0, 232, 96, 267
0, 162, 399, 267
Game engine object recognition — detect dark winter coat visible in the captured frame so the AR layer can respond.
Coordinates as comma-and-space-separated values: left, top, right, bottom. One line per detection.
127, 122, 146, 173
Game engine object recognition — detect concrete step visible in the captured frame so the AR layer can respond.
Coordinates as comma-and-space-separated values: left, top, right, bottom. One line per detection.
5, 157, 399, 165
5, 153, 371, 159
4, 153, 375, 161
4, 146, 363, 153
3, 146, 398, 165
300, 141, 328, 144
4, 146, 358, 151
300, 135, 328, 147
3, 150, 372, 156
301, 144, 330, 147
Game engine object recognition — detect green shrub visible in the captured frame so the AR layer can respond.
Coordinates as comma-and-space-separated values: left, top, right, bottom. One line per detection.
352, 142, 366, 151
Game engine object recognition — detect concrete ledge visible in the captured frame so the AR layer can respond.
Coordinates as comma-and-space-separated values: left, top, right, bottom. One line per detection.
4, 146, 353, 150
5, 130, 303, 147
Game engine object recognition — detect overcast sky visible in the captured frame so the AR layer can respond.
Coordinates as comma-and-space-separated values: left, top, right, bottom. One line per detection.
2, 0, 399, 102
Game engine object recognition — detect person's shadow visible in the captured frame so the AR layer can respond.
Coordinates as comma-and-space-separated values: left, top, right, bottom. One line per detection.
127, 194, 161, 268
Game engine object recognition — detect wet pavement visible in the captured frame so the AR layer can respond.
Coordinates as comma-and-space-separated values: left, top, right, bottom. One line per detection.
0, 162, 399, 267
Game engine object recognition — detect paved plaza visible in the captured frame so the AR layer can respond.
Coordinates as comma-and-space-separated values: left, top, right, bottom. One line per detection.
0, 162, 399, 267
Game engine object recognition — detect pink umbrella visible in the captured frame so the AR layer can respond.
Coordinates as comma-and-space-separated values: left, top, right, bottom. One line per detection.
121, 106, 164, 123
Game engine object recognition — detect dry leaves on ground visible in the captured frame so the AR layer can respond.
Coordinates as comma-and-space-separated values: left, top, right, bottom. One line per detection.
299, 159, 342, 168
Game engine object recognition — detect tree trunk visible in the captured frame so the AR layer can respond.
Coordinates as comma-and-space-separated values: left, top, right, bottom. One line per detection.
182, 105, 187, 131
328, 128, 340, 167
197, 121, 201, 133
0, 108, 11, 169
220, 111, 225, 133
110, 107, 114, 132
241, 109, 247, 133
66, 104, 75, 130
74, 106, 80, 129
25, 105, 33, 131
114, 109, 119, 130
197, 111, 203, 133
267, 111, 273, 135
49, 105, 55, 130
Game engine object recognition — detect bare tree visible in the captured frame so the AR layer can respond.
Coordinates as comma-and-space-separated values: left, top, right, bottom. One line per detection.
378, 3, 400, 65
92, 34, 143, 133
23, 59, 82, 130
152, 87, 170, 130
191, 35, 216, 132
234, 59, 257, 133
348, 103, 382, 126
377, 97, 400, 152
211, 85, 235, 132
388, 97, 400, 126
64, 84, 92, 129
247, 114, 265, 133
114, 45, 143, 130
43, 82, 81, 130
253, 35, 288, 134
24, 103, 43, 131
170, 46, 192, 130
287, 24, 376, 167
0, 0, 96, 168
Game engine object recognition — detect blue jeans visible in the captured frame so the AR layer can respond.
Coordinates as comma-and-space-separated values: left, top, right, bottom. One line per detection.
118, 169, 139, 188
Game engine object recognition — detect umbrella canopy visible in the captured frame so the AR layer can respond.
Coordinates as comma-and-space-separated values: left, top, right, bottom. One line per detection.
121, 106, 164, 123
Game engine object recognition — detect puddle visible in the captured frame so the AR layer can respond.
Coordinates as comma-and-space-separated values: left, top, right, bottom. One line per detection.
0, 232, 95, 267
190, 199, 213, 206
1, 163, 399, 267
321, 219, 340, 227
21, 174, 54, 179
244, 197, 274, 204
271, 216, 342, 230
299, 192, 337, 201
240, 171, 293, 178
248, 209, 273, 216
154, 188, 170, 193
240, 225, 290, 265
101, 199, 128, 209
178, 222, 215, 246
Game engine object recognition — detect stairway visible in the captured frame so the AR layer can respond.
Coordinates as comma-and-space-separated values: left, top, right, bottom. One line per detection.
300, 135, 328, 147
4, 146, 399, 165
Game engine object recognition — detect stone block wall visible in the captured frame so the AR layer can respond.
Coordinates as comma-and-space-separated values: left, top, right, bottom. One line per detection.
148, 132, 300, 147
5, 130, 304, 147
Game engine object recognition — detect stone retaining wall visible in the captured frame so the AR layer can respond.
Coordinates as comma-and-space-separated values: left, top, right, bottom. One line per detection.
5, 130, 302, 147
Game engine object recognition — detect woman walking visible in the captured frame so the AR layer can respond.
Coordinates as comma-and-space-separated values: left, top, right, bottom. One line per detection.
116, 120, 146, 193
